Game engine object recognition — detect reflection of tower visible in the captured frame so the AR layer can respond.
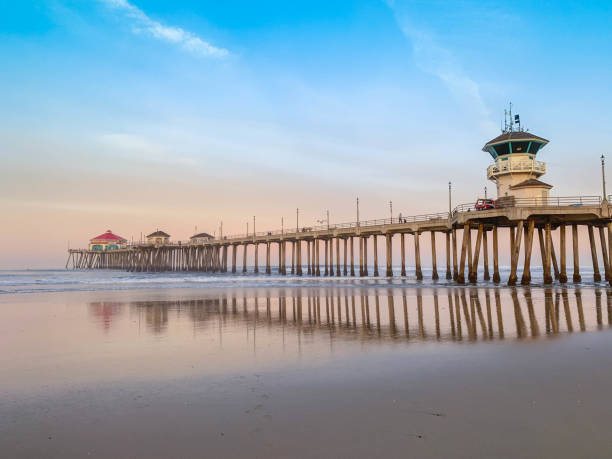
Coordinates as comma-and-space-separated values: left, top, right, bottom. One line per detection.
484, 106, 552, 203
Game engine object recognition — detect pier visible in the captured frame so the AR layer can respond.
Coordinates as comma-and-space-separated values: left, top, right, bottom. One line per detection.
67, 195, 612, 286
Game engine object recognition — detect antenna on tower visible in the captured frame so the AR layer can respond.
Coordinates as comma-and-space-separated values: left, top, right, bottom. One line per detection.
509, 102, 513, 132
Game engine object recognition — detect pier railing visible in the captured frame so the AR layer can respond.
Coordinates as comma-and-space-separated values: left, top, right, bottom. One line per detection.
222, 212, 451, 241
452, 195, 602, 214
100, 195, 604, 248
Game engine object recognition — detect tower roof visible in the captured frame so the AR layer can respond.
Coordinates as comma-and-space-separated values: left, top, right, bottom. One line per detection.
191, 232, 213, 239
509, 178, 552, 190
147, 230, 170, 238
483, 131, 549, 151
90, 230, 126, 242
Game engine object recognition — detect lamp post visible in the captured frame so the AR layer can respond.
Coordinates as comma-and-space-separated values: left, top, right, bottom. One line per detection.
389, 201, 393, 222
356, 197, 360, 226
448, 181, 452, 222
253, 216, 256, 238
602, 155, 607, 203
296, 208, 299, 233
281, 217, 284, 235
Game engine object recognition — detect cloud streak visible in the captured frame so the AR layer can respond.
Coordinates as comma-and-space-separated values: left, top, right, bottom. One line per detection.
101, 0, 228, 58
387, 2, 494, 132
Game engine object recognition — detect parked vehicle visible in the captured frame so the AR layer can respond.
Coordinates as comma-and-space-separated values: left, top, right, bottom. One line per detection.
475, 198, 495, 210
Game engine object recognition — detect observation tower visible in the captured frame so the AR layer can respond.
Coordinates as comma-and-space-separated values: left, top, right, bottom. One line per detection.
484, 106, 551, 203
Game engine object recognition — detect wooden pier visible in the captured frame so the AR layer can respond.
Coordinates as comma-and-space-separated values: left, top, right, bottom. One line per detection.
67, 196, 612, 286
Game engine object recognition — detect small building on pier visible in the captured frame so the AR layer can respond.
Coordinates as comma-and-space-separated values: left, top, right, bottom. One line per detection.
190, 232, 213, 244
146, 230, 170, 245
484, 113, 552, 203
88, 230, 127, 251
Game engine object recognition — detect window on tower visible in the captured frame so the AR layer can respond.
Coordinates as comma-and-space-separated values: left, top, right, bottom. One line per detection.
528, 142, 541, 154
511, 141, 529, 153
493, 143, 510, 156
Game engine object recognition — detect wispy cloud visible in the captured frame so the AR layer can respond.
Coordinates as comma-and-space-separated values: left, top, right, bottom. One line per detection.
387, 2, 494, 132
100, 0, 228, 58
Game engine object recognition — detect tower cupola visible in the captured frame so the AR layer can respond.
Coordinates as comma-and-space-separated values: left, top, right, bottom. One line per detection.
484, 107, 552, 202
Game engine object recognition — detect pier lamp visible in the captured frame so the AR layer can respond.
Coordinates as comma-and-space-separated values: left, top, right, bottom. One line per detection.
601, 155, 607, 203
448, 182, 452, 217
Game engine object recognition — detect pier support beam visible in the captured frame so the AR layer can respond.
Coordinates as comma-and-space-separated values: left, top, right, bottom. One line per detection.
467, 226, 473, 277
588, 225, 602, 282
307, 240, 311, 275
311, 239, 316, 275
453, 228, 459, 281
242, 244, 248, 273
254, 243, 259, 273
343, 238, 348, 276
315, 239, 321, 276
266, 242, 271, 274
572, 224, 581, 283
324, 240, 329, 276
482, 230, 490, 281
538, 227, 552, 284
359, 237, 364, 276
328, 238, 334, 277
492, 226, 500, 283
363, 236, 369, 276
550, 236, 560, 280
401, 233, 407, 277
521, 220, 535, 285
350, 237, 355, 276
297, 240, 302, 276
414, 232, 423, 280
508, 220, 524, 286
559, 224, 568, 283
291, 242, 295, 274
446, 231, 452, 280
232, 245, 237, 273
545, 223, 553, 284
469, 224, 483, 284
431, 231, 438, 280
386, 233, 393, 277
373, 236, 379, 277
599, 226, 610, 281
336, 237, 341, 276
458, 224, 469, 284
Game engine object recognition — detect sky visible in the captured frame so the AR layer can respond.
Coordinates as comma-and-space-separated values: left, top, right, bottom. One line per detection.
1, 0, 611, 268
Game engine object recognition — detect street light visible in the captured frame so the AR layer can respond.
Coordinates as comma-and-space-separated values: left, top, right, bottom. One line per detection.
317, 210, 330, 231
602, 154, 607, 202
448, 181, 452, 220
389, 201, 393, 222
356, 197, 360, 226
296, 208, 299, 233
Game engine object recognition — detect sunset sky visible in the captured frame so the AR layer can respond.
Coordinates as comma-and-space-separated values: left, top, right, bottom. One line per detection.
2, 0, 611, 268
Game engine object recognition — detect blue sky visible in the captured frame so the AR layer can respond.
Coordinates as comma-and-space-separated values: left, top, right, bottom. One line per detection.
1, 0, 611, 267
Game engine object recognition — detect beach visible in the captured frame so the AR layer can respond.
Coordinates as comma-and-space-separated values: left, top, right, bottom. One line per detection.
2, 272, 612, 457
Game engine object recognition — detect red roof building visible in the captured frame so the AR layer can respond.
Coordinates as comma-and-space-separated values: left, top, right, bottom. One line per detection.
89, 230, 127, 251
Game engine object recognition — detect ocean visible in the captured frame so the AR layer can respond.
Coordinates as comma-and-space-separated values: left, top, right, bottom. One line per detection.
2, 269, 612, 457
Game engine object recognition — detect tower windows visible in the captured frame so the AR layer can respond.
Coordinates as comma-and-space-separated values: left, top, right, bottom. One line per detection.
511, 141, 529, 153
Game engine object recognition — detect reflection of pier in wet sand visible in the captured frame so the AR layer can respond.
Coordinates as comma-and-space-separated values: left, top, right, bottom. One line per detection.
110, 287, 612, 343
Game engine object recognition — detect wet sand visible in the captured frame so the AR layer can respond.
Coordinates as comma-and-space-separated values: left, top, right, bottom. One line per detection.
2, 286, 612, 458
